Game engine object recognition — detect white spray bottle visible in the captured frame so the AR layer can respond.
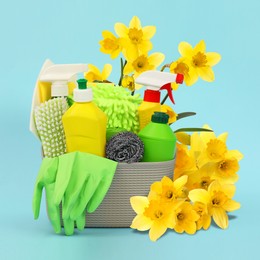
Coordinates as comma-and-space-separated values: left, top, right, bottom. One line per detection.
135, 70, 184, 130
30, 61, 88, 139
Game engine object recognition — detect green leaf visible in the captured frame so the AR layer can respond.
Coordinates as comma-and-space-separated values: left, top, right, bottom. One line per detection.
177, 112, 196, 120
174, 127, 213, 133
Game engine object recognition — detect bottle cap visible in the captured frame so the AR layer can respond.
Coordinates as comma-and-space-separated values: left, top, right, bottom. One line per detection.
151, 112, 169, 124
73, 79, 93, 102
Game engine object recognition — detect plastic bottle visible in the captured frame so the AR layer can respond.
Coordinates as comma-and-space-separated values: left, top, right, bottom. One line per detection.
30, 60, 88, 139
138, 112, 177, 162
135, 70, 184, 130
62, 79, 107, 157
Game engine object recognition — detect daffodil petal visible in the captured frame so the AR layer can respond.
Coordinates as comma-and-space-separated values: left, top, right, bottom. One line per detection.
111, 48, 121, 59
129, 16, 141, 29
134, 83, 143, 90
218, 132, 228, 143
185, 66, 199, 86
131, 215, 153, 231
114, 23, 128, 37
212, 207, 228, 229
221, 184, 236, 198
171, 82, 179, 90
123, 62, 134, 74
102, 30, 115, 39
197, 66, 215, 82
101, 64, 112, 80
194, 40, 206, 53
142, 26, 156, 40
138, 40, 153, 53
206, 52, 221, 66
149, 222, 167, 241
87, 64, 101, 76
226, 150, 244, 161
208, 181, 222, 194
223, 200, 241, 212
175, 132, 191, 145
130, 196, 149, 214
150, 181, 162, 194
203, 215, 212, 230
178, 41, 194, 57
189, 189, 210, 204
174, 175, 188, 190
184, 221, 197, 235
148, 52, 165, 68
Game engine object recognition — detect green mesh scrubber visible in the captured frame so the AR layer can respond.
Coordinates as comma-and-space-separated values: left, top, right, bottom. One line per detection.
34, 97, 68, 158
89, 83, 142, 133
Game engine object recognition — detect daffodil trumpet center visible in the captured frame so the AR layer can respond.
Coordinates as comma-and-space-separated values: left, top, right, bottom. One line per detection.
192, 52, 207, 67
128, 28, 143, 44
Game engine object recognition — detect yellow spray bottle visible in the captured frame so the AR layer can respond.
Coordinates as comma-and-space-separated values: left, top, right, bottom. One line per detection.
135, 71, 184, 130
62, 79, 107, 157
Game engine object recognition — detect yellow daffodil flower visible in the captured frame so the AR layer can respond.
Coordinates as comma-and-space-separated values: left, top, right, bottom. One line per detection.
189, 181, 240, 229
130, 196, 176, 241
170, 58, 194, 88
178, 40, 221, 85
99, 30, 123, 59
161, 104, 178, 124
174, 143, 198, 180
115, 16, 156, 57
174, 201, 199, 234
190, 125, 243, 174
121, 75, 135, 91
84, 64, 112, 82
124, 52, 165, 78
193, 202, 211, 230
185, 167, 215, 191
148, 175, 189, 203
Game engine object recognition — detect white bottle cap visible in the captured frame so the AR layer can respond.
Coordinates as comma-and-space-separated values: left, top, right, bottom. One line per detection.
51, 81, 69, 97
73, 88, 93, 102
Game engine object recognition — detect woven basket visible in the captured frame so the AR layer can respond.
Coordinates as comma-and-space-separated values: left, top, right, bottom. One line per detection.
80, 159, 175, 227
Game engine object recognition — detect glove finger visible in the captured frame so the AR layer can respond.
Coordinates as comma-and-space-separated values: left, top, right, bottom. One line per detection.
45, 183, 61, 234
54, 153, 77, 205
69, 176, 100, 220
62, 170, 88, 219
75, 211, 86, 231
32, 185, 43, 219
87, 174, 115, 213
32, 157, 58, 219
63, 218, 75, 236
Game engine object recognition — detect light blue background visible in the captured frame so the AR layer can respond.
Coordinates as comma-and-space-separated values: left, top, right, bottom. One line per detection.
0, 0, 259, 259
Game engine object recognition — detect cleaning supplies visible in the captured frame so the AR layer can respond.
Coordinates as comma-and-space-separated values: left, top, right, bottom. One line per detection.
106, 131, 144, 163
62, 79, 107, 156
135, 70, 184, 130
30, 60, 88, 139
34, 98, 68, 157
88, 83, 142, 133
33, 151, 118, 235
138, 112, 177, 162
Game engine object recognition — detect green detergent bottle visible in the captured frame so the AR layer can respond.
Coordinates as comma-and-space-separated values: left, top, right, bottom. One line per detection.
138, 112, 176, 162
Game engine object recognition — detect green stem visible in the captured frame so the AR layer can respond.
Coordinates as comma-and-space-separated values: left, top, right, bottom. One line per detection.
161, 93, 169, 104
118, 58, 127, 86
160, 63, 171, 72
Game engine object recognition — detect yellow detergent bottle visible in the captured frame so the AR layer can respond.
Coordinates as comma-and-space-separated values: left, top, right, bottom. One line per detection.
62, 79, 107, 157
135, 71, 184, 130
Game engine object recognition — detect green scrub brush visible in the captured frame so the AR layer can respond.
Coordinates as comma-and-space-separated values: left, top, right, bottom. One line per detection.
34, 97, 68, 158
89, 83, 142, 133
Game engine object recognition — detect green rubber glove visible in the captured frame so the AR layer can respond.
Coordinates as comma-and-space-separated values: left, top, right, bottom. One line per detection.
32, 157, 84, 235
32, 157, 61, 233
54, 152, 118, 221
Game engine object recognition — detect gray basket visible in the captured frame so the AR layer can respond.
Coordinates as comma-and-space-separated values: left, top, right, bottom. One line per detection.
83, 159, 175, 227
